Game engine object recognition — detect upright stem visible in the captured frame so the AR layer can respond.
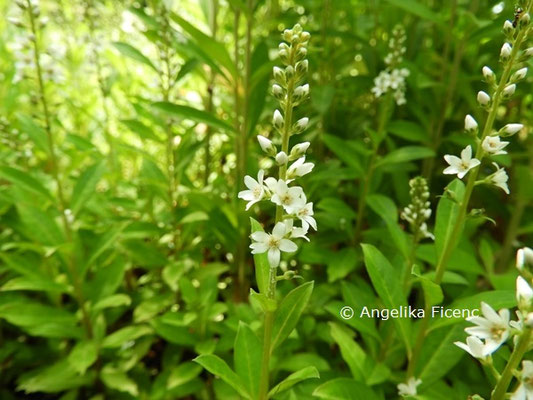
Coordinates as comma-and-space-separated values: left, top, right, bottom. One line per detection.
27, 2, 92, 338
407, 22, 530, 376
204, 0, 218, 186
491, 328, 532, 400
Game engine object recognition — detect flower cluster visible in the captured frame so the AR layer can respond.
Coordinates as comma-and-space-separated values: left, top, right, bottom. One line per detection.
239, 24, 316, 269
455, 247, 533, 398
8, 0, 65, 84
401, 176, 434, 240
371, 25, 409, 105
443, 16, 532, 194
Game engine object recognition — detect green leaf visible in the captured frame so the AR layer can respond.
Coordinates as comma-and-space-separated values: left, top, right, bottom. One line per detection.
167, 362, 203, 390
170, 13, 236, 80
327, 247, 358, 282
1, 276, 68, 293
194, 354, 250, 399
17, 360, 93, 393
329, 323, 366, 382
93, 294, 131, 311
234, 322, 261, 398
102, 325, 153, 348
0, 166, 52, 200
17, 204, 65, 246
268, 366, 319, 397
434, 179, 465, 260
70, 161, 106, 214
250, 218, 270, 295
113, 42, 157, 71
367, 194, 409, 259
385, 0, 443, 23
323, 134, 364, 174
375, 146, 434, 167
152, 101, 234, 132
17, 114, 49, 154
120, 119, 161, 142
68, 341, 98, 374
313, 378, 380, 400
388, 120, 428, 142
101, 365, 138, 396
361, 244, 411, 353
271, 281, 314, 349
0, 301, 77, 327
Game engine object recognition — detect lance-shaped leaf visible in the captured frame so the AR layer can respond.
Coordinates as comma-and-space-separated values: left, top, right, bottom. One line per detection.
113, 42, 157, 71
194, 354, 250, 399
70, 161, 106, 214
313, 378, 381, 400
268, 366, 319, 397
234, 322, 261, 398
0, 166, 53, 201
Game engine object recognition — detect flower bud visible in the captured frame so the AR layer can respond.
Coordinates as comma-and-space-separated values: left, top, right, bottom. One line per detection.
296, 60, 308, 75
500, 123, 523, 136
285, 65, 294, 79
282, 29, 293, 42
293, 24, 302, 34
502, 83, 516, 98
294, 84, 309, 100
517, 247, 533, 271
477, 91, 490, 106
525, 47, 533, 57
503, 20, 514, 35
273, 109, 284, 130
272, 84, 284, 99
525, 313, 533, 328
520, 13, 531, 27
511, 67, 528, 82
516, 276, 533, 310
293, 117, 309, 134
296, 46, 307, 60
7, 17, 25, 28
500, 43, 512, 61
257, 135, 276, 155
278, 43, 289, 52
275, 151, 288, 165
289, 142, 310, 160
273, 66, 285, 85
464, 114, 478, 133
300, 31, 311, 42
279, 49, 288, 63
482, 66, 495, 84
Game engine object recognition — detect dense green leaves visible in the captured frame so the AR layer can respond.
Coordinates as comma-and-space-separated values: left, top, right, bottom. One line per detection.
194, 355, 250, 399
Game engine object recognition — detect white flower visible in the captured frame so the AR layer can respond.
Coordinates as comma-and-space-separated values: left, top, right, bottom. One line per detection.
503, 84, 516, 98
501, 123, 524, 136
516, 276, 533, 311
397, 377, 422, 397
257, 135, 275, 155
510, 361, 533, 400
268, 179, 305, 214
512, 67, 528, 81
284, 219, 309, 242
250, 222, 297, 268
490, 163, 509, 194
517, 247, 533, 271
464, 302, 510, 354
454, 336, 490, 359
482, 66, 495, 82
238, 170, 265, 210
273, 109, 284, 129
287, 157, 314, 179
464, 114, 478, 133
443, 145, 481, 179
477, 91, 491, 106
482, 136, 509, 155
275, 151, 288, 165
501, 42, 512, 60
295, 199, 317, 231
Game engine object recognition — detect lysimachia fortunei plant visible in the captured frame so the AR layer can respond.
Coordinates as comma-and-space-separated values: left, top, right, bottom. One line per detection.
195, 24, 318, 400
402, 3, 533, 397
455, 247, 533, 400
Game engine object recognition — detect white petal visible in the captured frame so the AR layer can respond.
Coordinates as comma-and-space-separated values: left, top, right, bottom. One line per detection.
444, 154, 461, 166
244, 175, 258, 190
250, 242, 268, 253
267, 248, 280, 268
279, 239, 297, 252
251, 231, 269, 242
272, 222, 287, 238
461, 145, 472, 161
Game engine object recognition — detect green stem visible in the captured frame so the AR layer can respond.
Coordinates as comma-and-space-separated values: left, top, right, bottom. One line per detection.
27, 1, 92, 338
491, 328, 532, 400
204, 0, 218, 186
407, 21, 530, 376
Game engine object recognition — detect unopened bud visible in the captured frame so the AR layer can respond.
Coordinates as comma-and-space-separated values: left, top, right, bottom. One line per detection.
503, 20, 514, 35
296, 59, 308, 74
257, 135, 276, 155
500, 123, 523, 136
502, 83, 516, 98
272, 84, 284, 99
517, 247, 533, 271
520, 13, 531, 27
525, 47, 533, 57
464, 114, 478, 133
482, 66, 495, 83
296, 46, 307, 60
285, 65, 294, 79
273, 109, 284, 129
516, 276, 533, 311
273, 66, 285, 85
282, 29, 293, 42
500, 43, 512, 61
477, 91, 490, 106
300, 31, 310, 42
7, 17, 24, 28
279, 49, 288, 63
289, 142, 310, 160
293, 117, 309, 134
294, 84, 309, 100
511, 67, 528, 82
525, 313, 533, 328
275, 151, 288, 165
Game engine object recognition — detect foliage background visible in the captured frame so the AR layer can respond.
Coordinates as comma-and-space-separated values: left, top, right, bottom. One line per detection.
0, 0, 532, 399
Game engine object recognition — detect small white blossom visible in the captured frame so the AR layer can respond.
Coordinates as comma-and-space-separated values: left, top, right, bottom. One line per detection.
397, 377, 422, 397
284, 219, 309, 242
464, 114, 478, 133
287, 157, 314, 179
510, 361, 533, 400
503, 20, 514, 33
477, 91, 491, 106
501, 42, 512, 60
517, 276, 533, 311
517, 247, 533, 271
512, 67, 528, 81
250, 222, 297, 268
275, 151, 288, 165
464, 302, 510, 354
489, 163, 510, 194
268, 179, 305, 214
454, 336, 491, 359
238, 170, 266, 210
443, 145, 481, 179
295, 199, 317, 231
482, 136, 509, 155
482, 66, 495, 82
